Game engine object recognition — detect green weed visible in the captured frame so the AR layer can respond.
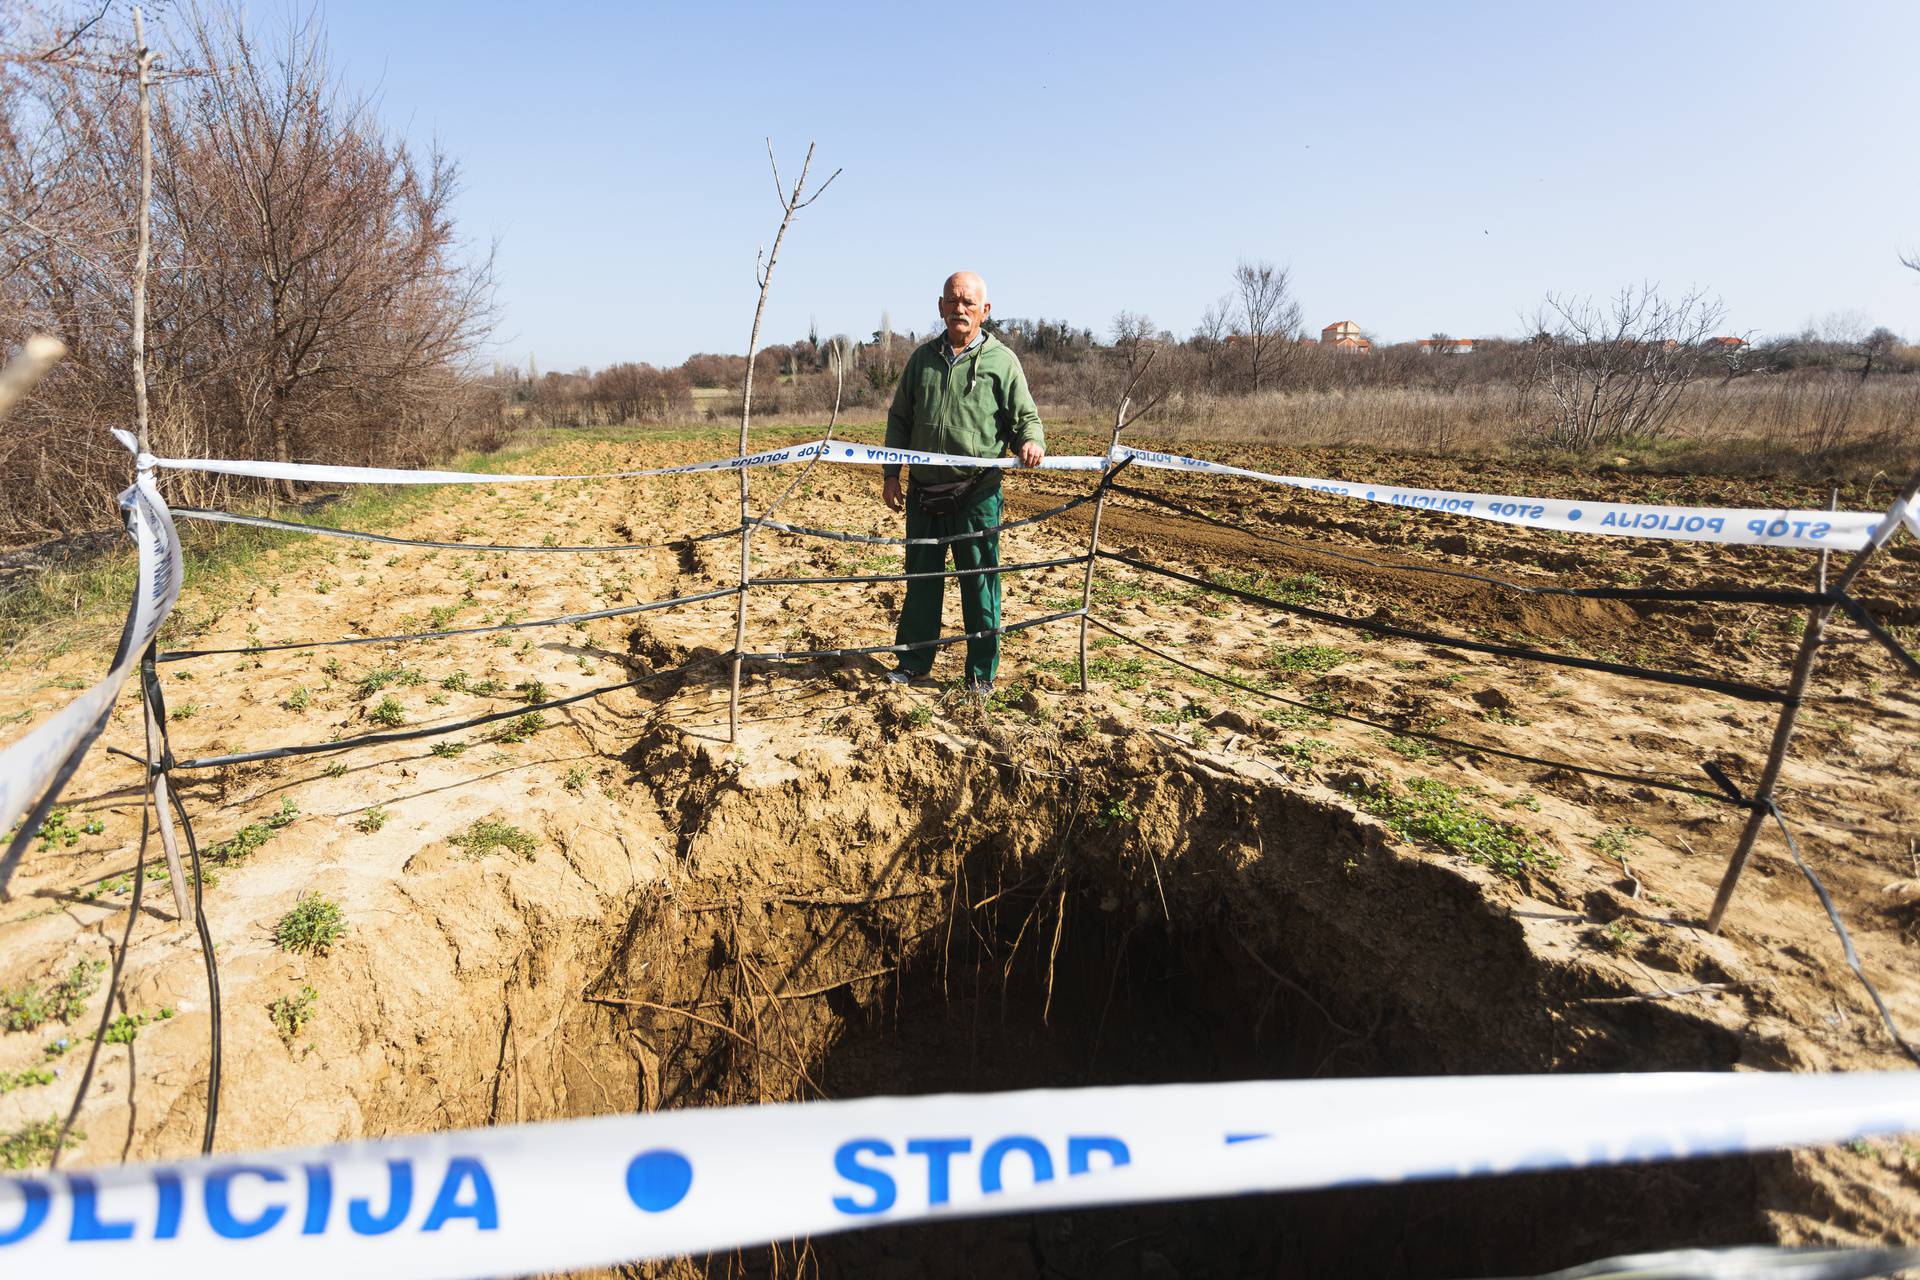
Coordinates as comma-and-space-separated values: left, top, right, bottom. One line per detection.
206, 797, 299, 865
1262, 644, 1349, 675
490, 711, 547, 744
97, 1007, 174, 1045
449, 818, 539, 861
2, 1116, 82, 1170
354, 805, 389, 834
34, 808, 104, 851
2, 960, 105, 1032
368, 696, 406, 727
1353, 777, 1555, 879
1592, 824, 1650, 860
269, 986, 318, 1046
274, 893, 347, 955
0, 1067, 55, 1094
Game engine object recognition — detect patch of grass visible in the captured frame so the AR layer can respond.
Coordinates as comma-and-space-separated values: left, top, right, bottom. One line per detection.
518, 679, 549, 704
168, 702, 200, 722
430, 740, 469, 758
2, 960, 105, 1032
1208, 568, 1328, 604
490, 711, 547, 744
368, 695, 406, 727
1262, 643, 1350, 675
1352, 777, 1556, 879
2, 1116, 81, 1170
1598, 919, 1642, 951
1275, 737, 1331, 767
323, 760, 348, 778
1384, 733, 1443, 760
269, 986, 318, 1046
274, 893, 347, 955
97, 1006, 174, 1045
1592, 824, 1650, 860
563, 766, 589, 793
206, 797, 299, 866
449, 817, 539, 861
1039, 653, 1151, 690
354, 805, 390, 834
1096, 796, 1134, 828
1261, 705, 1332, 731
1504, 792, 1542, 812
904, 703, 933, 729
355, 666, 424, 698
33, 808, 105, 851
83, 862, 216, 901
0, 1067, 55, 1094
282, 686, 312, 712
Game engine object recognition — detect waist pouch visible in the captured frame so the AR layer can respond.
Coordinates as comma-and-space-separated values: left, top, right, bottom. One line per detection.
913, 471, 998, 517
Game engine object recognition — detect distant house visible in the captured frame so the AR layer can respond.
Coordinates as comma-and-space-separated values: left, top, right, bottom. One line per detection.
1296, 336, 1320, 346
1416, 337, 1476, 355
1320, 320, 1371, 353
1704, 336, 1748, 350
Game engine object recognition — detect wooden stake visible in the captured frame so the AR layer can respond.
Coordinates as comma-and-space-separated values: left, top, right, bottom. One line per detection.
1706, 467, 1920, 932
126, 13, 190, 923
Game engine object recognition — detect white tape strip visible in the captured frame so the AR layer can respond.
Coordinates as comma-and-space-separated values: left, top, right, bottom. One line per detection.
1113, 445, 1892, 551
2, 1071, 1915, 1278
112, 430, 1107, 486
109, 429, 1909, 551
0, 477, 182, 847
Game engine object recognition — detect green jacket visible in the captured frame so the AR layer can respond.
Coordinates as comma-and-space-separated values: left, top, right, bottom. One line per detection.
882, 333, 1044, 487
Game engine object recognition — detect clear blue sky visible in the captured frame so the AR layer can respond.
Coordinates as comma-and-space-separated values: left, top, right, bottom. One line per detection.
314, 0, 1920, 371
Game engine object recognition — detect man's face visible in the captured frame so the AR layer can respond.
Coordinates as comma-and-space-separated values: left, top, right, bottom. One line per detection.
938, 276, 990, 348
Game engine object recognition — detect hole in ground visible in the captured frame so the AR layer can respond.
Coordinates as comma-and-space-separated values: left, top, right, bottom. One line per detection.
577, 730, 1769, 1278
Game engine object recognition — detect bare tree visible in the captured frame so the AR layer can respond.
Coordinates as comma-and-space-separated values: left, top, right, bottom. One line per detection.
1524, 284, 1724, 448
726, 139, 837, 743
1109, 309, 1156, 381
1231, 259, 1301, 393
1192, 293, 1233, 389
0, 1, 500, 534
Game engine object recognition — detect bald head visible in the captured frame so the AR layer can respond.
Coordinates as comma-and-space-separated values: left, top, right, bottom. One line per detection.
938, 271, 990, 349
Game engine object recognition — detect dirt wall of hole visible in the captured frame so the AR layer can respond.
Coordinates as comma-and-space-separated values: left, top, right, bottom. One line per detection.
329, 718, 1772, 1276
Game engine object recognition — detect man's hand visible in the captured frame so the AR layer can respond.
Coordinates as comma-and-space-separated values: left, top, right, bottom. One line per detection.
1018, 441, 1044, 468
883, 472, 905, 512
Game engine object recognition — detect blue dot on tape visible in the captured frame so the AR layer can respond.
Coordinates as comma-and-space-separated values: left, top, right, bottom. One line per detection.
844, 447, 855, 457
1568, 509, 1582, 520
625, 1149, 694, 1213
1366, 491, 1375, 500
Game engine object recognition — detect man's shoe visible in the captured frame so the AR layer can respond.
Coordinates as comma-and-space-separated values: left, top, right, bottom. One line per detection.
885, 667, 925, 685
967, 678, 995, 698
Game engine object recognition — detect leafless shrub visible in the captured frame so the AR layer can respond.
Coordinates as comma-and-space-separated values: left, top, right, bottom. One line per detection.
1520, 284, 1724, 449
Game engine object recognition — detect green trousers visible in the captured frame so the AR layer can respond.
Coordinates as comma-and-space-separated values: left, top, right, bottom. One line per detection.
896, 488, 1002, 682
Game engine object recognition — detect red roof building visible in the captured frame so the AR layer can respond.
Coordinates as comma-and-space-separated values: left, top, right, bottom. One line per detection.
1320, 320, 1371, 353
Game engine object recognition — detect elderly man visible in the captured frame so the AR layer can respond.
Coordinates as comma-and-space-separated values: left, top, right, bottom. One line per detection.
881, 271, 1045, 694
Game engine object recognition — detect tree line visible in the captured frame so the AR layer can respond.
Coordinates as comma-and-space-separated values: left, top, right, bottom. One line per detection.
1, 3, 500, 539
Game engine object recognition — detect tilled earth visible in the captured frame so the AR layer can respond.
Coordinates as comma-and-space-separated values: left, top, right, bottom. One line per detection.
1, 425, 1917, 1261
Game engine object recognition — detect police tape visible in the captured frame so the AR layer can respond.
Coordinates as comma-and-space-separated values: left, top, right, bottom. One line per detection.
0, 477, 182, 882
1113, 445, 1920, 552
113, 429, 1110, 486
116, 428, 1920, 551
2, 1071, 1915, 1278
